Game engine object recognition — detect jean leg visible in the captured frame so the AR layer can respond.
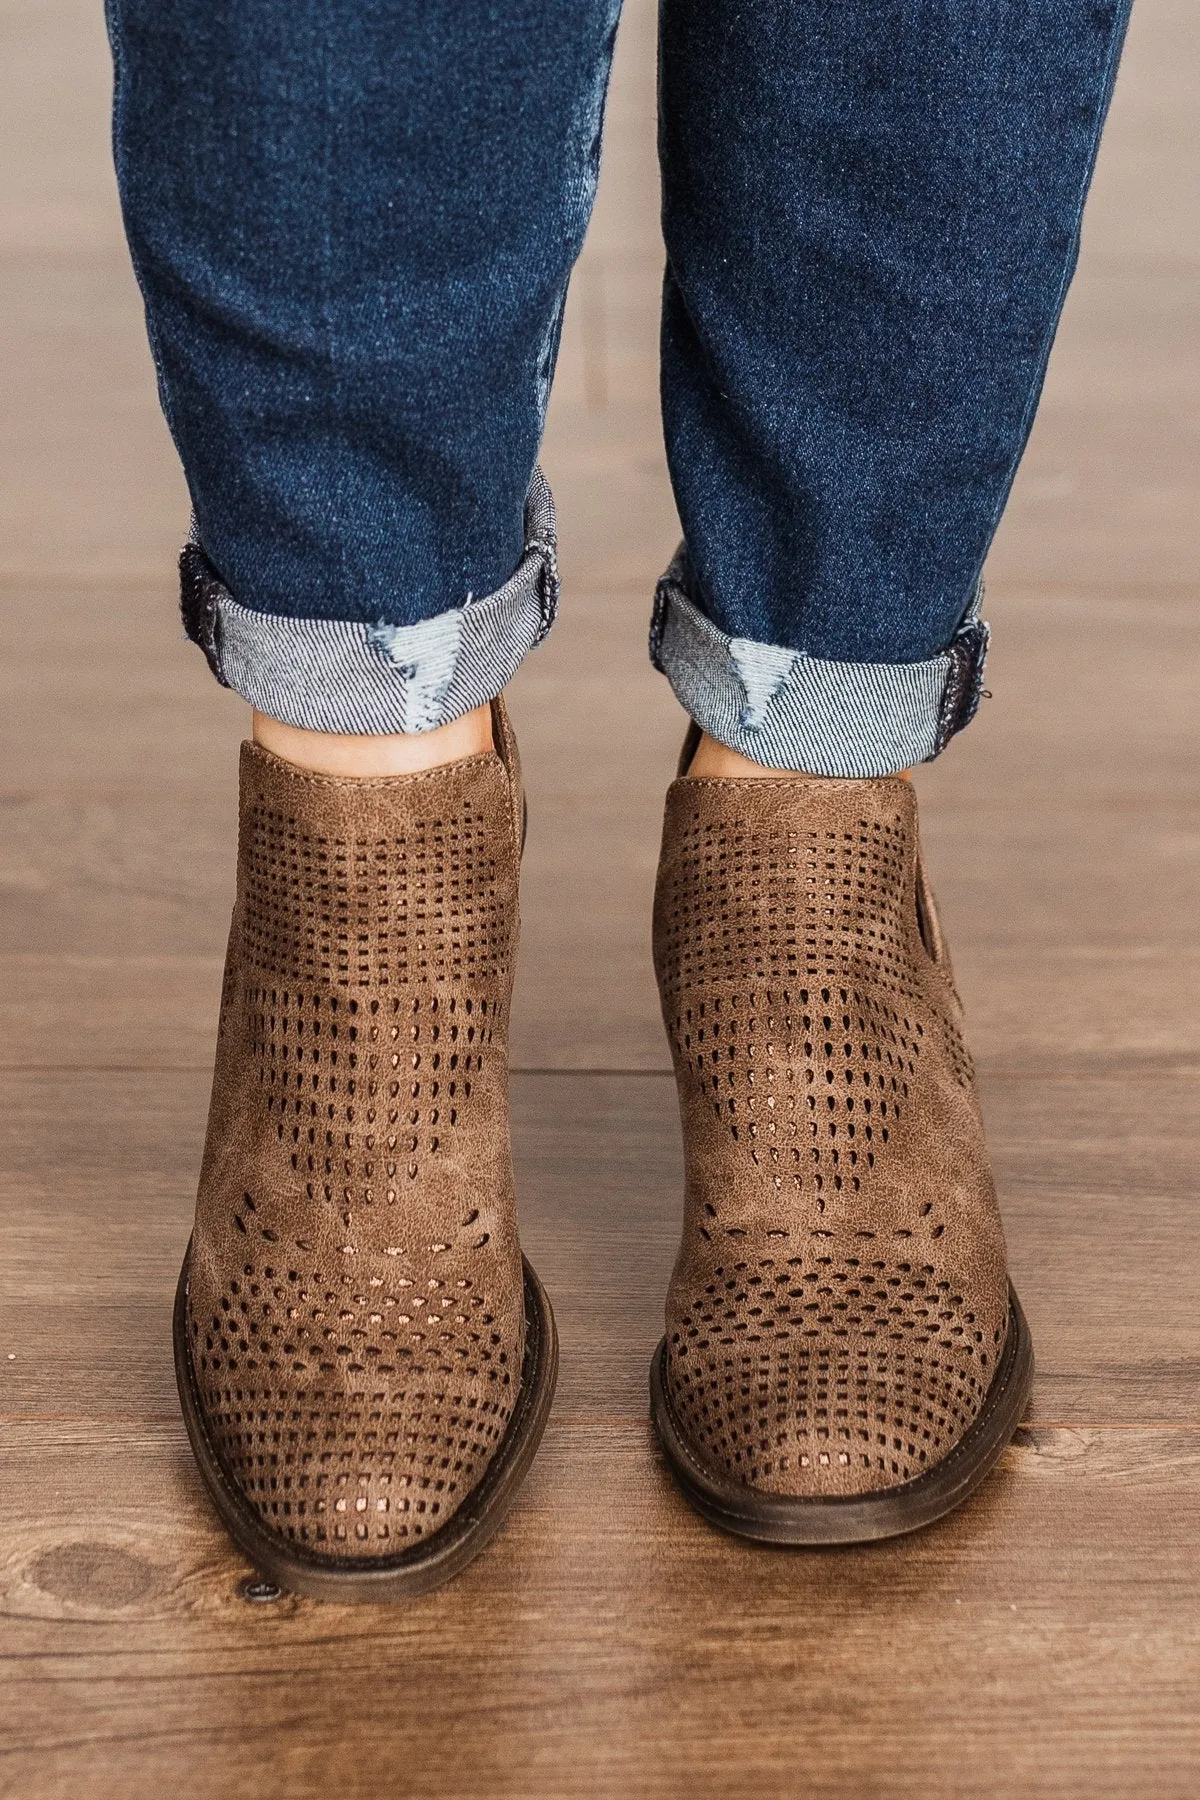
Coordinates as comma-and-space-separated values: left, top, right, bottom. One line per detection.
106, 0, 621, 731
655, 0, 1133, 774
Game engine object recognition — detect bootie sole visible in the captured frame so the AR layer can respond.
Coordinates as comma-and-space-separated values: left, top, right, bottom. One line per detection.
175, 1243, 558, 1600
650, 1283, 1033, 1545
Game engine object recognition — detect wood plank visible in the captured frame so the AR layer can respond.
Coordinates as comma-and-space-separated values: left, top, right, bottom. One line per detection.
3, 1070, 1199, 1426
0, 1419, 1198, 1799
0, 792, 237, 958
0, 957, 222, 1072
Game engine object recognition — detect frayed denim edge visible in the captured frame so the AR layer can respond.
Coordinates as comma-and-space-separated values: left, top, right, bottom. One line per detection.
650, 546, 989, 777
179, 467, 559, 734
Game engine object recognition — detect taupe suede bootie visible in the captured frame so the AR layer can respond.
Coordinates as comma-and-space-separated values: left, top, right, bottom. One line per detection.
174, 698, 557, 1598
649, 746, 1032, 1542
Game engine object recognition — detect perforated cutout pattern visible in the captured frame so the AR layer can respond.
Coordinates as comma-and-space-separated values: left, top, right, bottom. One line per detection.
191, 1224, 514, 1551
668, 984, 921, 1212
654, 779, 1009, 1497
938, 1010, 975, 1090
667, 1254, 1007, 1489
188, 749, 525, 1555
656, 808, 969, 1087
250, 985, 496, 1205
657, 812, 916, 1001
241, 796, 511, 987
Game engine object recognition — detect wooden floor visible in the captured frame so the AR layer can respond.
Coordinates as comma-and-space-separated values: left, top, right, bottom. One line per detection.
2, 2, 1199, 1795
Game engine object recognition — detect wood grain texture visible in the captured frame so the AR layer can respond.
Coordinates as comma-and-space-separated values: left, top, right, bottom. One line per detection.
1, 1422, 1199, 1800
1, 0, 1198, 1791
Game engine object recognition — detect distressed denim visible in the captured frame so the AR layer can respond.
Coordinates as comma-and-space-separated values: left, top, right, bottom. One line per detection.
107, 0, 1131, 771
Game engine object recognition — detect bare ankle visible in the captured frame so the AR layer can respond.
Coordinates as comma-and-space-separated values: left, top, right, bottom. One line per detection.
252, 700, 495, 777
685, 729, 910, 781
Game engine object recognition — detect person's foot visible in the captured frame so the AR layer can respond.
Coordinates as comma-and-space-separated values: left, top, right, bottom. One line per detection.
649, 736, 1032, 1541
174, 696, 557, 1599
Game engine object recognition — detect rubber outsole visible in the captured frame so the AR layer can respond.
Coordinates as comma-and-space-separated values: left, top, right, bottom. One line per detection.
174, 1242, 558, 1601
649, 1283, 1033, 1545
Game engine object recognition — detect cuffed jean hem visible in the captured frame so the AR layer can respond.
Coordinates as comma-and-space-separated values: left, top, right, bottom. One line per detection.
178, 468, 559, 734
650, 548, 990, 777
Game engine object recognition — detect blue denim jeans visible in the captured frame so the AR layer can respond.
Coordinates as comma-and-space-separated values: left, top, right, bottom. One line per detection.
107, 0, 1131, 774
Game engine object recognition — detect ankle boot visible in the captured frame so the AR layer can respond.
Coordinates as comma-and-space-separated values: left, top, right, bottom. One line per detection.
174, 698, 557, 1598
649, 753, 1031, 1542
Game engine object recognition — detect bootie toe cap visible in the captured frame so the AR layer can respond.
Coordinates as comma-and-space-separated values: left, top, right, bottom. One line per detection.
662, 1249, 1011, 1499
184, 1225, 526, 1559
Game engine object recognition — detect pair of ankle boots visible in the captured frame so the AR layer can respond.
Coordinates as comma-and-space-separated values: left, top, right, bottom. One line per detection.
174, 699, 1032, 1598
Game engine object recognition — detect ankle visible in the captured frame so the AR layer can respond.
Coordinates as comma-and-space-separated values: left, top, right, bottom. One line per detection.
685, 730, 911, 781
251, 701, 494, 777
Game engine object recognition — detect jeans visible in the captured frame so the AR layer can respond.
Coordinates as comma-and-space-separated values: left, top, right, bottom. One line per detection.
106, 0, 1131, 775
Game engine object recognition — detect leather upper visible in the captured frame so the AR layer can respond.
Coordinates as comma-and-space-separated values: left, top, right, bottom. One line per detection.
186, 702, 525, 1557
653, 770, 1010, 1497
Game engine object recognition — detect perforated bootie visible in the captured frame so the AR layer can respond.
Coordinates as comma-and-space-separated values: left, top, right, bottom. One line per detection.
174, 698, 557, 1599
649, 744, 1032, 1542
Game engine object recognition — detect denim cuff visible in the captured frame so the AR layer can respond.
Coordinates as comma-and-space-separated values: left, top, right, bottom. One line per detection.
179, 469, 559, 734
650, 548, 989, 776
